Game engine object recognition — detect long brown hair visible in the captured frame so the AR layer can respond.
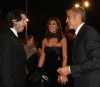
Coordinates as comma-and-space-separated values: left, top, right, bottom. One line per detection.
45, 17, 63, 43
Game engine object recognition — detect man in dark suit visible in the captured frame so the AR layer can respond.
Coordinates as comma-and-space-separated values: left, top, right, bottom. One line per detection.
57, 7, 100, 87
0, 9, 27, 87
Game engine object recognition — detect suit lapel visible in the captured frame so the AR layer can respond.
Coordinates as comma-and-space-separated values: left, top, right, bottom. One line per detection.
8, 29, 26, 59
72, 24, 87, 60
8, 29, 21, 47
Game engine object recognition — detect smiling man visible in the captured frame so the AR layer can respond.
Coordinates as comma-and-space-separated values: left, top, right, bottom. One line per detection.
57, 7, 100, 87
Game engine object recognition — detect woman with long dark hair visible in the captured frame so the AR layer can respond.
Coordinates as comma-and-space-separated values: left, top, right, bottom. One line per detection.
38, 17, 68, 87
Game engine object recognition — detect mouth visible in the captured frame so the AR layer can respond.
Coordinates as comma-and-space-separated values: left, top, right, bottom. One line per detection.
50, 28, 54, 30
68, 22, 70, 25
23, 25, 26, 28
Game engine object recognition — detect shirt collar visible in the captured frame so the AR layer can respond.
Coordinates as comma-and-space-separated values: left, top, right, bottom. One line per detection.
10, 28, 18, 37
75, 23, 84, 35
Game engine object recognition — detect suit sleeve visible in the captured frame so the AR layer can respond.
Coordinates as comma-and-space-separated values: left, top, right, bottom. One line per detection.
0, 35, 13, 87
70, 27, 100, 77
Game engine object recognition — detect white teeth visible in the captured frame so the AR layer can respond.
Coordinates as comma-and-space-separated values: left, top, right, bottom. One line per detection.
50, 28, 53, 29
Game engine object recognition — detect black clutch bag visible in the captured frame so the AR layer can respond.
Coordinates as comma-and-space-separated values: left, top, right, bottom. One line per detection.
28, 70, 42, 83
28, 71, 49, 87
39, 74, 49, 87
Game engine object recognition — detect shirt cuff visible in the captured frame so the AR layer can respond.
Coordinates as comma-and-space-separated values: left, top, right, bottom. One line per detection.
68, 66, 71, 74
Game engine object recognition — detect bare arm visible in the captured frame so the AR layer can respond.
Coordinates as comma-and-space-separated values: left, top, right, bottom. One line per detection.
38, 39, 46, 67
58, 37, 68, 84
61, 36, 67, 67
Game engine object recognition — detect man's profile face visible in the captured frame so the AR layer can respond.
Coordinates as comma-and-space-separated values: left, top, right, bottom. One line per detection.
66, 10, 77, 30
13, 14, 27, 32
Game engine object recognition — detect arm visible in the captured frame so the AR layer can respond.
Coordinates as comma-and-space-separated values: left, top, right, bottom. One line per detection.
38, 39, 46, 67
71, 27, 100, 77
61, 36, 67, 67
57, 27, 100, 77
0, 35, 13, 87
58, 37, 68, 84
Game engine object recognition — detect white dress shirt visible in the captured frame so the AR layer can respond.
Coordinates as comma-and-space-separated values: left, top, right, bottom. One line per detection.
10, 28, 18, 37
75, 23, 84, 35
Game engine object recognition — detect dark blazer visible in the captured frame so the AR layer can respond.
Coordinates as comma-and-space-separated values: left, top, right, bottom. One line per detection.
0, 29, 27, 87
70, 24, 100, 87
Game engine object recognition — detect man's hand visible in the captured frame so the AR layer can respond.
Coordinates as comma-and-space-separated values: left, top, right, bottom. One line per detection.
57, 66, 70, 76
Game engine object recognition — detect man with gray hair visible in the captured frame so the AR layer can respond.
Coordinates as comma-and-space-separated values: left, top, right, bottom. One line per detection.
57, 7, 100, 87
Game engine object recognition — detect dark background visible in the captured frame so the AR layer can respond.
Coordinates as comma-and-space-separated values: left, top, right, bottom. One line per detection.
0, 0, 100, 47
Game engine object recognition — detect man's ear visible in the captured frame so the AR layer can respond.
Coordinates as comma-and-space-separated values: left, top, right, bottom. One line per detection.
77, 14, 81, 19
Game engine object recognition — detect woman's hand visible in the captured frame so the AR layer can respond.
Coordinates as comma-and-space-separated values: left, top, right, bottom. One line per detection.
57, 75, 68, 85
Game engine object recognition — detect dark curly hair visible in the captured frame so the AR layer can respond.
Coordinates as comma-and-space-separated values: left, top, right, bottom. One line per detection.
6, 9, 26, 28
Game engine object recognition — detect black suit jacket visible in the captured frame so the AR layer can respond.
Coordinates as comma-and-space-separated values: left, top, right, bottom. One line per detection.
70, 24, 100, 87
0, 29, 27, 87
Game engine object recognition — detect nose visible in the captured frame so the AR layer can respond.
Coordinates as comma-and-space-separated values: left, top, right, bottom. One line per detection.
24, 20, 27, 26
24, 18, 28, 25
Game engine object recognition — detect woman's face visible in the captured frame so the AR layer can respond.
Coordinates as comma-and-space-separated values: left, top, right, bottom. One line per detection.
48, 20, 59, 33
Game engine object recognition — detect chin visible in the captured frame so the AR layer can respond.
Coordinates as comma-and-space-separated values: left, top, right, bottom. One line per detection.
69, 28, 73, 30
21, 28, 24, 32
19, 30, 23, 33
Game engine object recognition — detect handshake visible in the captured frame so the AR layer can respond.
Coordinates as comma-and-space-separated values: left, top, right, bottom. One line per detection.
57, 66, 70, 85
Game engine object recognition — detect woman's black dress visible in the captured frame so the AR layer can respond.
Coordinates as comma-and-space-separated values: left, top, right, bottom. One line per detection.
43, 47, 66, 87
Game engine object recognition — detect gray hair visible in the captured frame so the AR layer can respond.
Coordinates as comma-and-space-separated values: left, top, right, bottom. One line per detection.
67, 7, 86, 22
